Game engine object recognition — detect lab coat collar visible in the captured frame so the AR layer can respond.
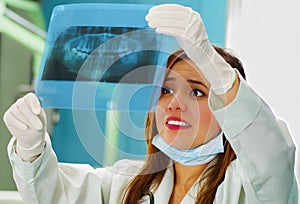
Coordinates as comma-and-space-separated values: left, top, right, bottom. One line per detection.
151, 163, 199, 204
151, 160, 217, 203
152, 164, 174, 203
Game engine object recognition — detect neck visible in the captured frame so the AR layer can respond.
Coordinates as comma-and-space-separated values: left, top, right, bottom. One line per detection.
173, 162, 208, 187
169, 162, 208, 204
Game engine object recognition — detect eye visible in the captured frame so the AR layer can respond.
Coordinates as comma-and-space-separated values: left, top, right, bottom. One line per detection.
190, 89, 204, 97
161, 87, 174, 95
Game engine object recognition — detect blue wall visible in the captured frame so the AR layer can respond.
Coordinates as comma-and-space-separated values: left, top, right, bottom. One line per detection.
42, 0, 227, 167
42, 0, 227, 46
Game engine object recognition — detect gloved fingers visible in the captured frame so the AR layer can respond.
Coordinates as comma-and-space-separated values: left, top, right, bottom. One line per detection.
146, 11, 188, 22
146, 4, 202, 41
38, 108, 47, 128
7, 99, 39, 131
25, 92, 47, 127
3, 109, 27, 130
24, 92, 46, 127
147, 16, 186, 38
24, 92, 41, 115
155, 27, 184, 39
146, 5, 190, 26
17, 97, 43, 130
147, 18, 186, 33
148, 4, 190, 14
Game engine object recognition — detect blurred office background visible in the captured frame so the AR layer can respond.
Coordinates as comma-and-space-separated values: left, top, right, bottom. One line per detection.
0, 0, 299, 202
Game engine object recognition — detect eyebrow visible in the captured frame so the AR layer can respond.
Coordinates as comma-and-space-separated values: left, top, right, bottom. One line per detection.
164, 77, 209, 90
187, 79, 209, 90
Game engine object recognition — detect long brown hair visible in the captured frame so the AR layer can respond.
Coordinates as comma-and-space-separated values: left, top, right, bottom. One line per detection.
123, 47, 245, 204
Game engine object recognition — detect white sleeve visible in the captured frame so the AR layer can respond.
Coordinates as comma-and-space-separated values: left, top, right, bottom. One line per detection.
209, 76, 298, 203
7, 135, 140, 204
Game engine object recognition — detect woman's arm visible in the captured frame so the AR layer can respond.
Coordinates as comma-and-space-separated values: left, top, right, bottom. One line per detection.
2, 92, 132, 203
8, 133, 143, 204
212, 74, 240, 107
3, 93, 109, 203
7, 134, 106, 204
210, 76, 298, 203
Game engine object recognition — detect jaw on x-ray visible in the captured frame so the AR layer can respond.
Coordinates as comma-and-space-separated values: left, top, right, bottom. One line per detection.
35, 3, 178, 111
42, 26, 161, 84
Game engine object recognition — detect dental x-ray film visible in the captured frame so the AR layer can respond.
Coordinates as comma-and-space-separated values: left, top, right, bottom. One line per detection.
35, 3, 178, 111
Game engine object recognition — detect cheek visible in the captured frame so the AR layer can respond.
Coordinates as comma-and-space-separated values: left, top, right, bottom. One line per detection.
193, 103, 219, 128
190, 102, 211, 123
196, 106, 221, 141
154, 101, 167, 133
198, 107, 213, 124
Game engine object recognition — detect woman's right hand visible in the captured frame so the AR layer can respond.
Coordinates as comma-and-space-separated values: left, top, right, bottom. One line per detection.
3, 92, 47, 162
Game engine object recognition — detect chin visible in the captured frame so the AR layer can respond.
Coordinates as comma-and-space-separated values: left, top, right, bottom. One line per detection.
163, 134, 195, 150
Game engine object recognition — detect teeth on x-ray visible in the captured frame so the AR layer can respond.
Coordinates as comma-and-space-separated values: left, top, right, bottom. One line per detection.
62, 30, 141, 81
62, 33, 116, 72
41, 26, 163, 83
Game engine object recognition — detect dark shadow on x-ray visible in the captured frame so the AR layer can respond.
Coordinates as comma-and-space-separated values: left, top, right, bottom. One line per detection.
41, 26, 166, 83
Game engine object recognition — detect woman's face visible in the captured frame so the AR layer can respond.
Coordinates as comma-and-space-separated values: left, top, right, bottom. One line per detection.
155, 59, 221, 149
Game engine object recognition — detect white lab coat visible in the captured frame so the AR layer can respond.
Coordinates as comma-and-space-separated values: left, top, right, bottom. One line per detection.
7, 78, 298, 204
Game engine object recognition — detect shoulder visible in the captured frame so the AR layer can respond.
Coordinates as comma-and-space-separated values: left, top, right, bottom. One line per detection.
112, 159, 145, 175
92, 159, 145, 179
56, 159, 145, 181
276, 119, 295, 149
215, 159, 260, 203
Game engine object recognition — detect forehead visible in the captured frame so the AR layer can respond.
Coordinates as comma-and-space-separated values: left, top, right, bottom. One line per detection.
167, 59, 209, 86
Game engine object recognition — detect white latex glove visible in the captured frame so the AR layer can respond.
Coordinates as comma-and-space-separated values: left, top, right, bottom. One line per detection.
3, 92, 46, 162
146, 4, 236, 95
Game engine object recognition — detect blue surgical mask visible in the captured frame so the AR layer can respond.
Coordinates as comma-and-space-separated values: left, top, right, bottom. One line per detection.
152, 132, 224, 166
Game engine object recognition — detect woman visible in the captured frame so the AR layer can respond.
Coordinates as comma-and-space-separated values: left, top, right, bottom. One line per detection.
122, 47, 244, 204
4, 4, 297, 204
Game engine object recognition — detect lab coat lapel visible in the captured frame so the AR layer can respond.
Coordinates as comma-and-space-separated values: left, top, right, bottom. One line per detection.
180, 183, 198, 203
180, 160, 216, 203
152, 166, 198, 204
152, 165, 174, 203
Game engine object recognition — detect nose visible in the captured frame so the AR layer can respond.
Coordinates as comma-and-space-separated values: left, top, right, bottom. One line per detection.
167, 94, 187, 112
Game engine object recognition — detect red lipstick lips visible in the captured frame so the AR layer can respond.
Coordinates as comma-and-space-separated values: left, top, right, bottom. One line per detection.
165, 116, 191, 130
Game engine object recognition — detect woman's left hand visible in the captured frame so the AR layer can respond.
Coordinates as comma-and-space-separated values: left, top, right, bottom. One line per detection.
146, 4, 236, 95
